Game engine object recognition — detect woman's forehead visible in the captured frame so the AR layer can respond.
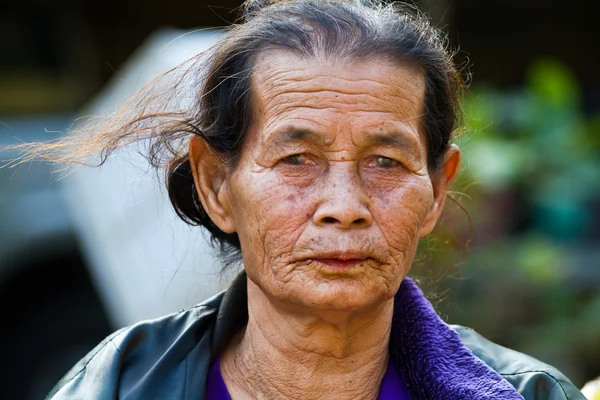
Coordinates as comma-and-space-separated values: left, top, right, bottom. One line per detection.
248, 51, 427, 145
253, 52, 425, 103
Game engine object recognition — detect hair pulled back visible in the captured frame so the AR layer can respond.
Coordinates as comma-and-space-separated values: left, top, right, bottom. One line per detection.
8, 0, 464, 262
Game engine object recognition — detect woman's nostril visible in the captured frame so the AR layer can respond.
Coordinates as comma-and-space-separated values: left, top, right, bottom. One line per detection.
320, 216, 367, 225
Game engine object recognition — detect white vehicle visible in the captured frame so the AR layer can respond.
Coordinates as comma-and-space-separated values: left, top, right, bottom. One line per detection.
1, 29, 226, 399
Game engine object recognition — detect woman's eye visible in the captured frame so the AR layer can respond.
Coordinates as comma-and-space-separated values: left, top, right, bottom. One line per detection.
283, 153, 309, 165
375, 156, 398, 168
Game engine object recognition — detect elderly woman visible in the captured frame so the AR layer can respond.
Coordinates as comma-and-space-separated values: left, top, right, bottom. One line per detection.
33, 0, 584, 399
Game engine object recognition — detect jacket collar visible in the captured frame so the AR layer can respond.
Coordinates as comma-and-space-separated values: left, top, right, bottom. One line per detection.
211, 271, 248, 358
212, 271, 523, 400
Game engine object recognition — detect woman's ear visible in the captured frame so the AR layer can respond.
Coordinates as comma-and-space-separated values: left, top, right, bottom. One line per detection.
188, 136, 236, 234
419, 144, 461, 237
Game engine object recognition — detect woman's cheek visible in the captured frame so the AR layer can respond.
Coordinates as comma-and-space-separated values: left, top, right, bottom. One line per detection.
263, 188, 313, 244
373, 181, 433, 249
235, 171, 313, 253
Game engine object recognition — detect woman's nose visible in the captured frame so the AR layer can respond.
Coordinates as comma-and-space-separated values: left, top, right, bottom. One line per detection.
312, 167, 372, 229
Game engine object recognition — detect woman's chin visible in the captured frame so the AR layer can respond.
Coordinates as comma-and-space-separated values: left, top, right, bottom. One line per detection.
281, 279, 397, 313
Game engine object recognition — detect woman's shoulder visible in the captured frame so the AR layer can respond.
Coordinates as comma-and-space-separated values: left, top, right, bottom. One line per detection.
45, 292, 224, 400
452, 325, 585, 400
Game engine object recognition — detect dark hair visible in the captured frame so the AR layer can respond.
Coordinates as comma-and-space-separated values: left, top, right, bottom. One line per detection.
7, 0, 464, 263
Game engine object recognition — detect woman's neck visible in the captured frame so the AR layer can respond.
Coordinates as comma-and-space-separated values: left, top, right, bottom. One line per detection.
220, 279, 393, 400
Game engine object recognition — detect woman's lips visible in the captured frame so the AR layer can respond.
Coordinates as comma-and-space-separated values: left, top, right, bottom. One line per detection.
311, 258, 371, 269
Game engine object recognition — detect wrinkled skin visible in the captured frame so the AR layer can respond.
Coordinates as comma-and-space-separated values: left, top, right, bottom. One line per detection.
190, 51, 460, 399
191, 51, 460, 315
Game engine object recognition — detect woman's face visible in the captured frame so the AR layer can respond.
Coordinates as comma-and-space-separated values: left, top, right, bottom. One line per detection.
197, 52, 458, 312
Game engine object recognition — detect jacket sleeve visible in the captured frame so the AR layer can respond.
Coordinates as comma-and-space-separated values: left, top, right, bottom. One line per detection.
453, 325, 586, 400
45, 301, 219, 400
500, 370, 585, 400
45, 331, 125, 400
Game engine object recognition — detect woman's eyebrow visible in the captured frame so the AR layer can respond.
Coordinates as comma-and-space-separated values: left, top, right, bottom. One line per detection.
362, 132, 420, 155
267, 128, 329, 147
257, 128, 321, 158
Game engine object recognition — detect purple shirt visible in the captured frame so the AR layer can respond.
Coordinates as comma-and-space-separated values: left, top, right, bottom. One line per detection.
206, 357, 412, 399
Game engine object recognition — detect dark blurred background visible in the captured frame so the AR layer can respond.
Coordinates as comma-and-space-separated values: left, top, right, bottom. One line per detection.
1, 0, 599, 398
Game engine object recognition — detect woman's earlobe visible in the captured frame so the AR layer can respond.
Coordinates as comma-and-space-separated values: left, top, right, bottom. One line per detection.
419, 145, 461, 238
419, 196, 443, 238
188, 136, 236, 234
214, 181, 236, 234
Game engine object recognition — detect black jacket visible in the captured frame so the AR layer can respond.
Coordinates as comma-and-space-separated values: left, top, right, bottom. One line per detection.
46, 272, 584, 400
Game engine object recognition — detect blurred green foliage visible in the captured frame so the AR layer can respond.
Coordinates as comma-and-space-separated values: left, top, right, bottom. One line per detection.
416, 58, 600, 386
462, 58, 600, 240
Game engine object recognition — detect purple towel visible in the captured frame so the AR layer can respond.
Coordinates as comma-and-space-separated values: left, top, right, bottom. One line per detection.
390, 278, 523, 399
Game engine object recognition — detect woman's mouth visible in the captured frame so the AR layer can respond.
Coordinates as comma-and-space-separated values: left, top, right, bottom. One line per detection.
310, 257, 372, 269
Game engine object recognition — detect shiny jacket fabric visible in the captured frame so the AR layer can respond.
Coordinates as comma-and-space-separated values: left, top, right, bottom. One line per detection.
46, 272, 584, 400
